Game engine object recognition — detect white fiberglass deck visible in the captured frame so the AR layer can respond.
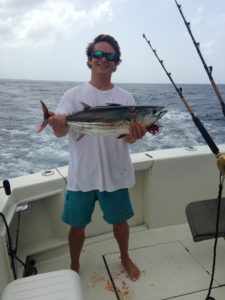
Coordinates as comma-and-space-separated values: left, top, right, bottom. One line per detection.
29, 223, 225, 300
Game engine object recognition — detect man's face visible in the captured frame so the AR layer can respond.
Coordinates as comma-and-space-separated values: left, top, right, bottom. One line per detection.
88, 41, 118, 76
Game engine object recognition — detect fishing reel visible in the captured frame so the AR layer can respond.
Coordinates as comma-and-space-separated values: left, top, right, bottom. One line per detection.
216, 153, 225, 176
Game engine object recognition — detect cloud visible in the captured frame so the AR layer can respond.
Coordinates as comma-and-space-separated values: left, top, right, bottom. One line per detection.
191, 5, 205, 26
201, 40, 215, 56
211, 13, 225, 40
0, 0, 114, 48
188, 6, 225, 57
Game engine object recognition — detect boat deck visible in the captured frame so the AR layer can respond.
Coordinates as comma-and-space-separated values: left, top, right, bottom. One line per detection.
27, 223, 225, 300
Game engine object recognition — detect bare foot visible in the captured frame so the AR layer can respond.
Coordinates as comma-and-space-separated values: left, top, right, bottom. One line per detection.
121, 257, 141, 281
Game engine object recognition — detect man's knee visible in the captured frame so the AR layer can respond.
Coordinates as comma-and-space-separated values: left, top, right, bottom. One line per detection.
113, 221, 128, 232
70, 227, 85, 235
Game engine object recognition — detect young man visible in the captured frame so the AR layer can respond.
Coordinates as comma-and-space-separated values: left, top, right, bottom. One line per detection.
48, 34, 146, 281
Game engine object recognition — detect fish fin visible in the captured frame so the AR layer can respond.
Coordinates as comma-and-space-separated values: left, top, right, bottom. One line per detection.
80, 102, 91, 110
106, 103, 122, 106
76, 134, 85, 141
37, 100, 50, 133
117, 134, 127, 139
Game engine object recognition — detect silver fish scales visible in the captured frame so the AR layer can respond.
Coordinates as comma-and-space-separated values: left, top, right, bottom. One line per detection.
37, 100, 167, 139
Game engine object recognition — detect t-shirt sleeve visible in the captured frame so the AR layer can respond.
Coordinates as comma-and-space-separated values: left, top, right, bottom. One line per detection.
118, 87, 136, 106
55, 89, 78, 115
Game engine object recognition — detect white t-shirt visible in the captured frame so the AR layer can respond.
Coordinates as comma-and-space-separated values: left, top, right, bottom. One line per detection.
55, 82, 135, 192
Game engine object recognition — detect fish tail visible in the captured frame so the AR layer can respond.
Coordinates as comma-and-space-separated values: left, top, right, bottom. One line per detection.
37, 100, 50, 133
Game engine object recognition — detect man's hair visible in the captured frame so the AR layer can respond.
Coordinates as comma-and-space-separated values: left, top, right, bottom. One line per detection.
86, 34, 122, 69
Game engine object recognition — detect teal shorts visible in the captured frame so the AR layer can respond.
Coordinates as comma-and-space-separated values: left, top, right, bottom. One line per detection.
62, 189, 134, 227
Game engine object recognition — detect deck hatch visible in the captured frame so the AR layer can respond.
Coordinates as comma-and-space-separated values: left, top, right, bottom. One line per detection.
104, 242, 217, 299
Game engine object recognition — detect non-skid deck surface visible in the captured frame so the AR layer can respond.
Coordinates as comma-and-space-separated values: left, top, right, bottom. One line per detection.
33, 224, 225, 300
104, 241, 225, 299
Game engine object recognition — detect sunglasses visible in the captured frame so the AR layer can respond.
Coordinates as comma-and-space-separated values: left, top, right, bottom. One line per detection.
91, 50, 118, 62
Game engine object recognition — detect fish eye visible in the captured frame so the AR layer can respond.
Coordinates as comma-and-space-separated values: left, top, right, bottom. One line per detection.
153, 109, 157, 114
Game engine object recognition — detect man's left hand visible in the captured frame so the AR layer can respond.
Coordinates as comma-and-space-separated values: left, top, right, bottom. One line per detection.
123, 121, 147, 144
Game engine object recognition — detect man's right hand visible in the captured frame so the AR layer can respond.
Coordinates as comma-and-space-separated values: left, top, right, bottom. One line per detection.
48, 114, 68, 137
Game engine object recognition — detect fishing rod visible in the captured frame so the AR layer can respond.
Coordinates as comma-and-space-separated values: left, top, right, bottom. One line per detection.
174, 0, 225, 117
143, 33, 225, 300
142, 33, 223, 160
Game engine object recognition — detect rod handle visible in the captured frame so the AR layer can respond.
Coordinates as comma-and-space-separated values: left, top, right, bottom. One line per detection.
191, 114, 219, 156
216, 154, 225, 175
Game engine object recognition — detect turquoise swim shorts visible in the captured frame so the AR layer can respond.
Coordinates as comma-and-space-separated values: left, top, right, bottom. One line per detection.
62, 189, 134, 227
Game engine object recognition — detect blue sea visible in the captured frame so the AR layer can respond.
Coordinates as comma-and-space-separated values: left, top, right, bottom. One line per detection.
1, 78, 225, 181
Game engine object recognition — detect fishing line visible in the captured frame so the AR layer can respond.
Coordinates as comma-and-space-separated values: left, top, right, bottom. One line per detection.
102, 255, 121, 300
56, 168, 67, 185
0, 212, 17, 279
205, 174, 224, 300
143, 33, 225, 300
0, 211, 37, 279
174, 0, 225, 117
1, 180, 37, 280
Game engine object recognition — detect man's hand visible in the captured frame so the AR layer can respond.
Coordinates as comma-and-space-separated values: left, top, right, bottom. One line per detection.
48, 113, 68, 137
123, 121, 147, 144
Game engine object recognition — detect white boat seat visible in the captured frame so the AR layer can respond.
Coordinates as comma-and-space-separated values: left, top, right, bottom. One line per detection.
1, 269, 84, 300
186, 198, 225, 242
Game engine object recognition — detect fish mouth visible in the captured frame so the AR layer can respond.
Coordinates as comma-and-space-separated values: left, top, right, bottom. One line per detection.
156, 110, 167, 120
159, 110, 167, 117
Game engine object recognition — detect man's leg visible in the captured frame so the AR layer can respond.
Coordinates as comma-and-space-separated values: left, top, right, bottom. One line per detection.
68, 227, 85, 273
63, 191, 96, 273
113, 222, 140, 281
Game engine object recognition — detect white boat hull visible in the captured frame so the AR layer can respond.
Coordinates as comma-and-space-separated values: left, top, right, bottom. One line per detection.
1, 144, 225, 299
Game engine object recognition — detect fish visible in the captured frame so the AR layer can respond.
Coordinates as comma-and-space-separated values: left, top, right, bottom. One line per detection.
37, 100, 167, 139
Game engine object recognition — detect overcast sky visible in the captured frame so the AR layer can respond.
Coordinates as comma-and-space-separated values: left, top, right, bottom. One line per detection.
0, 0, 225, 84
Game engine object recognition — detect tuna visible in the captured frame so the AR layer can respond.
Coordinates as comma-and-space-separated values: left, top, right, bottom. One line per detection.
37, 100, 167, 139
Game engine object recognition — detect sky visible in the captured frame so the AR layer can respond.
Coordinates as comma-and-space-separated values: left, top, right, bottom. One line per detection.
0, 0, 225, 84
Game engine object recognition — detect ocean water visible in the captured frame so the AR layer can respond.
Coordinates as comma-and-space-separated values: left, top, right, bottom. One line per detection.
1, 78, 225, 181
